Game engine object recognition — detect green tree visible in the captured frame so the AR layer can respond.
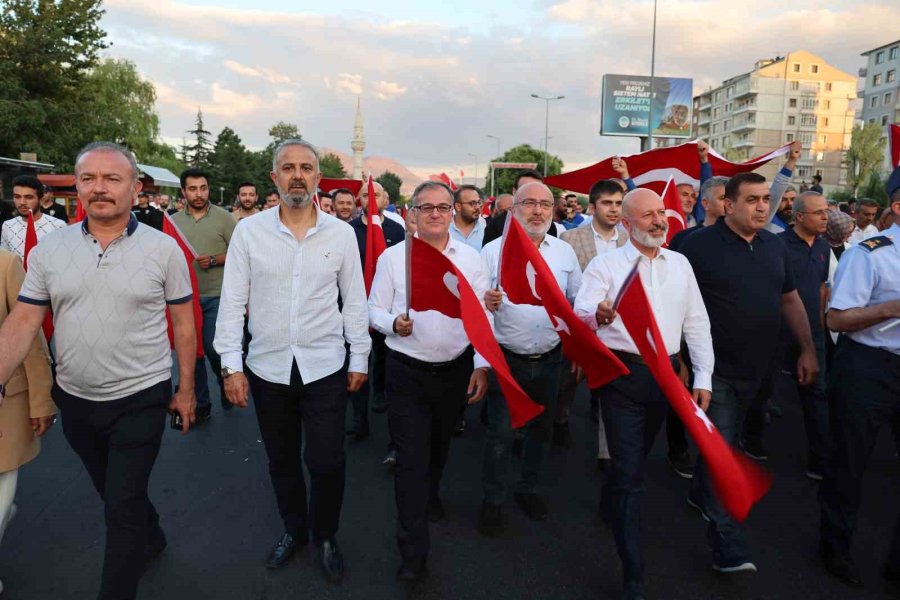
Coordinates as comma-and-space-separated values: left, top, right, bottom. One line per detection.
320, 153, 347, 178
847, 123, 887, 195
485, 144, 564, 195
268, 121, 302, 145
208, 127, 253, 203
0, 0, 109, 166
376, 171, 403, 204
185, 108, 213, 168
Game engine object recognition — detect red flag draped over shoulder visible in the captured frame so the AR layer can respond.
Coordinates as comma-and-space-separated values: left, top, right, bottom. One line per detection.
890, 124, 900, 169
22, 211, 54, 341
499, 216, 629, 389
162, 212, 204, 359
661, 177, 686, 246
363, 176, 387, 295
408, 237, 542, 428
615, 265, 771, 521
544, 140, 791, 195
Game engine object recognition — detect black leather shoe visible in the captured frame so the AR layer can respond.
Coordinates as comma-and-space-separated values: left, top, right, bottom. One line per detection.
347, 420, 370, 442
318, 538, 344, 582
477, 502, 503, 537
427, 496, 445, 522
514, 493, 548, 521
552, 422, 573, 448
821, 547, 863, 588
265, 533, 302, 569
396, 556, 427, 582
454, 416, 466, 436
623, 579, 646, 600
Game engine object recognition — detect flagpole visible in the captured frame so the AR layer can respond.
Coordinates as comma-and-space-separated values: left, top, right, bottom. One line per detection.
405, 234, 412, 317
495, 209, 513, 291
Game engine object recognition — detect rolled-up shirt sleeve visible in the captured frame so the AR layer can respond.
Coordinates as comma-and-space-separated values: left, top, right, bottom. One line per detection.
573, 255, 611, 331
681, 263, 714, 391
214, 223, 251, 372
339, 229, 371, 374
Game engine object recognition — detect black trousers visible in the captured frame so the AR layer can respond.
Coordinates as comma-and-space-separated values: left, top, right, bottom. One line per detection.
386, 350, 471, 560
248, 362, 347, 543
820, 337, 900, 564
55, 380, 170, 600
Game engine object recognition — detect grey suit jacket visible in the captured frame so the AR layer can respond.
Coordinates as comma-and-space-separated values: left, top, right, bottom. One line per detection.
560, 224, 628, 271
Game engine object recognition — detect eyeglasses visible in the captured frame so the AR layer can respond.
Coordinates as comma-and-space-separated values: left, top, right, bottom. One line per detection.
458, 200, 483, 207
414, 203, 453, 214
797, 210, 829, 217
515, 199, 554, 210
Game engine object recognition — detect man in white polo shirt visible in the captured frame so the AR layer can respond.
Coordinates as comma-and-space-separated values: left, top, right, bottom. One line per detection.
0, 142, 197, 600
0, 174, 67, 260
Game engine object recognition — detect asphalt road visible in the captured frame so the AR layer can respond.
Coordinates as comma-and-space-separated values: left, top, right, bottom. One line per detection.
2, 369, 898, 600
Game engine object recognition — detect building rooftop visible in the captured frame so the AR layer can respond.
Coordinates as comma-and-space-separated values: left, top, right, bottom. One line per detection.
860, 39, 900, 56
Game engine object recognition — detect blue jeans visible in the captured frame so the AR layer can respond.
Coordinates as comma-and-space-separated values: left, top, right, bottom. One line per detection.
482, 347, 562, 505
194, 296, 225, 410
690, 374, 762, 557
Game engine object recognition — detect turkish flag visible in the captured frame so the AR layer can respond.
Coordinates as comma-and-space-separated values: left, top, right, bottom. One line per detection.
615, 264, 771, 521
22, 211, 54, 341
889, 124, 900, 169
544, 140, 790, 195
408, 236, 542, 428
661, 176, 686, 246
163, 212, 204, 359
75, 198, 87, 223
319, 177, 363, 198
499, 216, 629, 389
430, 173, 459, 191
363, 176, 387, 295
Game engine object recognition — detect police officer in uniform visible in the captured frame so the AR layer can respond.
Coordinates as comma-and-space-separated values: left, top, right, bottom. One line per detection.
818, 166, 900, 588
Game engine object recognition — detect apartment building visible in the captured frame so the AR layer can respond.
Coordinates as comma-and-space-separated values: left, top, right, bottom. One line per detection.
859, 40, 899, 173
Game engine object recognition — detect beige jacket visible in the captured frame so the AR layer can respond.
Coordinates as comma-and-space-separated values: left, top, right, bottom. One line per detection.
560, 224, 629, 272
0, 250, 55, 473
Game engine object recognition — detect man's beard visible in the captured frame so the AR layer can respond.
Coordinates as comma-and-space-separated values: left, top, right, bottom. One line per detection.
281, 190, 311, 208
630, 224, 668, 248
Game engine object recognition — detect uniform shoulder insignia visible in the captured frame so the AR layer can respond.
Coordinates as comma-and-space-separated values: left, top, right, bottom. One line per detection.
858, 236, 893, 252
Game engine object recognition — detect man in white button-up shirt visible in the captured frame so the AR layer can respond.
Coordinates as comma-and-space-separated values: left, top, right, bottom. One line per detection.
478, 182, 581, 535
574, 188, 713, 600
214, 139, 370, 583
368, 180, 489, 583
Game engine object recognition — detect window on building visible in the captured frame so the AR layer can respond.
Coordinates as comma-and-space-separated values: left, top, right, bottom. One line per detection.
802, 97, 819, 110
823, 117, 829, 127
786, 133, 795, 142
819, 135, 827, 144
800, 133, 813, 145
789, 98, 797, 108
810, 64, 819, 74
713, 107, 719, 118
797, 167, 810, 178
789, 81, 800, 90
711, 139, 717, 150
816, 152, 824, 162
868, 118, 876, 124
801, 115, 818, 126
823, 99, 831, 109
885, 92, 893, 106
888, 70, 896, 83
873, 73, 882, 86
712, 123, 718, 134
876, 51, 885, 64
871, 96, 878, 108
891, 47, 899, 60
714, 92, 721, 102
792, 63, 801, 72
884, 115, 890, 126
787, 115, 796, 126
825, 82, 832, 92
726, 87, 733, 98
723, 120, 730, 132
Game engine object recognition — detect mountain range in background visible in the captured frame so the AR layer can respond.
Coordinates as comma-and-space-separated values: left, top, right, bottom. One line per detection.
320, 148, 423, 195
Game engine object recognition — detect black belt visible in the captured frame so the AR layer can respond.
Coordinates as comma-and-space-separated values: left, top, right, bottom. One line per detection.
612, 349, 677, 366
389, 349, 471, 373
503, 345, 562, 362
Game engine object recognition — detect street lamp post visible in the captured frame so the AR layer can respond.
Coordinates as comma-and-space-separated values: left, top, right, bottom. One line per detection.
487, 134, 501, 198
531, 93, 565, 176
467, 153, 478, 187
643, 0, 659, 152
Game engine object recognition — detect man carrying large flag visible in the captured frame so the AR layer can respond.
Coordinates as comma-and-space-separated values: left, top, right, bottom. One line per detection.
573, 188, 715, 600
369, 180, 514, 583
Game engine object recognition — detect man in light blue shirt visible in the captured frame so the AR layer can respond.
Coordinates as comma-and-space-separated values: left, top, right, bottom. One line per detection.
449, 185, 486, 250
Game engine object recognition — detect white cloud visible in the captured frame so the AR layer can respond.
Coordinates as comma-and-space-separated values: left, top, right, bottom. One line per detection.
374, 81, 408, 100
336, 73, 364, 96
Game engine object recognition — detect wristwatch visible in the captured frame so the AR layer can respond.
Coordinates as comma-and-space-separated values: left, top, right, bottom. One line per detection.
209, 255, 218, 267
221, 367, 239, 378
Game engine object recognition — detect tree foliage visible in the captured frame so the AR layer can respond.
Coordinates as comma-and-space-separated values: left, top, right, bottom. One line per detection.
485, 144, 564, 195
185, 109, 213, 168
847, 122, 887, 195
208, 127, 254, 204
376, 171, 403, 203
320, 153, 348, 178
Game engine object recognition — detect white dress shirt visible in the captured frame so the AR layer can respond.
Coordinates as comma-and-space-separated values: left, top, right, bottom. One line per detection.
847, 224, 879, 245
383, 209, 406, 227
480, 234, 581, 355
573, 240, 714, 391
214, 206, 371, 385
0, 213, 67, 259
368, 236, 491, 369
591, 222, 621, 256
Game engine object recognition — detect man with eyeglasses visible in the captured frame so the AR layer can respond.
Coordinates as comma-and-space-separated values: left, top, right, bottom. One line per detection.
368, 181, 490, 582
450, 185, 486, 251
776, 191, 831, 481
478, 182, 581, 535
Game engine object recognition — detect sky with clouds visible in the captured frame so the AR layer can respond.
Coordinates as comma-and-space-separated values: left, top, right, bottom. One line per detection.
101, 0, 897, 175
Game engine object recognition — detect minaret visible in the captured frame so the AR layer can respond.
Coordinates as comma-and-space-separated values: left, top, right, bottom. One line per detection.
351, 96, 365, 180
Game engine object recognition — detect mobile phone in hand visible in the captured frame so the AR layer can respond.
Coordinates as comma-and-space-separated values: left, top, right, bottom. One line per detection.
170, 411, 184, 430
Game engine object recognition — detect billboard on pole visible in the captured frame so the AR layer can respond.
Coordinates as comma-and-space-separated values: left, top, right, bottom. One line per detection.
600, 74, 693, 138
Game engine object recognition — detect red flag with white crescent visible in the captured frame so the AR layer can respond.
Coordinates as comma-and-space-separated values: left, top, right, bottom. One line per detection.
615, 264, 771, 521
363, 176, 387, 295
661, 176, 686, 246
889, 124, 900, 169
22, 211, 54, 341
408, 237, 542, 428
162, 212, 204, 358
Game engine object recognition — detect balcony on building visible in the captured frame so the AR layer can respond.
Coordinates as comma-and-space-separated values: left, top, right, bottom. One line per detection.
732, 79, 758, 99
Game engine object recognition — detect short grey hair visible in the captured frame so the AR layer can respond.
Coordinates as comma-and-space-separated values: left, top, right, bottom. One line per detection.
272, 139, 320, 172
410, 181, 453, 205
784, 184, 797, 195
700, 176, 730, 202
794, 191, 823, 214
513, 182, 552, 203
75, 141, 139, 180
